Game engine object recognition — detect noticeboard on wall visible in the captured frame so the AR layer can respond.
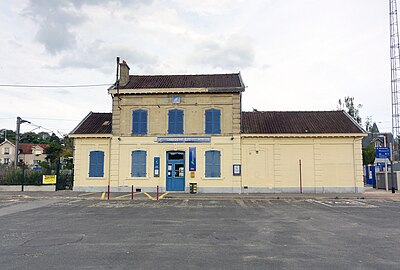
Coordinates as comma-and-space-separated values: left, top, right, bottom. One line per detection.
154, 157, 160, 177
233, 164, 241, 176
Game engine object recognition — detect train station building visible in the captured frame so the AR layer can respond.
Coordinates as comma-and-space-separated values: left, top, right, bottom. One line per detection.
69, 60, 366, 193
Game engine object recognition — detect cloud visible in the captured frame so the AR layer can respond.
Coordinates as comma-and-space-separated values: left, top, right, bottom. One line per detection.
191, 34, 255, 70
23, 0, 151, 55
51, 41, 159, 74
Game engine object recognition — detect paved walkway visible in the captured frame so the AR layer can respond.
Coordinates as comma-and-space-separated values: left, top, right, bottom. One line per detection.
0, 186, 399, 201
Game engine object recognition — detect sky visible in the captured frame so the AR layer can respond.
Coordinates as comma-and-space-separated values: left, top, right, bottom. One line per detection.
0, 0, 391, 136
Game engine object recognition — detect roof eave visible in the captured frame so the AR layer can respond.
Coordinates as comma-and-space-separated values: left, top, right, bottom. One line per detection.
241, 133, 367, 138
68, 134, 112, 138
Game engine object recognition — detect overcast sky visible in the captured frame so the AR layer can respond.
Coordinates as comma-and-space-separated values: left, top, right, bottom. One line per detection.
0, 0, 391, 135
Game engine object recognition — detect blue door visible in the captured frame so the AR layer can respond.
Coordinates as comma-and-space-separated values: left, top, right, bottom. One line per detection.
166, 151, 185, 191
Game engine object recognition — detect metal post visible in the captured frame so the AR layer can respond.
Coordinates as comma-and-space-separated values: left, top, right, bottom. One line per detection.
107, 184, 110, 200
15, 117, 21, 169
21, 163, 25, 192
390, 142, 396, 193
132, 185, 134, 200
157, 185, 159, 200
299, 160, 303, 194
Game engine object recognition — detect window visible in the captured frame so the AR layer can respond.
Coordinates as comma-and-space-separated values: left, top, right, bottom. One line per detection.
131, 150, 146, 177
89, 151, 104, 177
205, 109, 221, 134
4, 158, 9, 165
168, 109, 184, 134
132, 110, 148, 135
205, 150, 221, 178
4, 147, 9, 155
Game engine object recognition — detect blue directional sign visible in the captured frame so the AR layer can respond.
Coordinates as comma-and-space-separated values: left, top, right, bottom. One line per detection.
189, 147, 196, 171
376, 147, 390, 159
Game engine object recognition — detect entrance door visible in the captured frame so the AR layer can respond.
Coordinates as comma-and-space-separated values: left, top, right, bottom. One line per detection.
166, 151, 185, 191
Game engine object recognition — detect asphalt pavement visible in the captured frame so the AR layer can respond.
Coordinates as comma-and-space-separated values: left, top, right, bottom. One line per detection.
0, 189, 399, 269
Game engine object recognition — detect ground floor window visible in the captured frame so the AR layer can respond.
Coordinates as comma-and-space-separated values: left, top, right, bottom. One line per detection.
4, 158, 9, 165
89, 151, 104, 177
131, 150, 147, 177
205, 150, 221, 178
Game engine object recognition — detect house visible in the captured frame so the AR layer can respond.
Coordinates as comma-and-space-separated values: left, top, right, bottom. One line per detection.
69, 60, 366, 193
0, 139, 15, 166
17, 144, 48, 166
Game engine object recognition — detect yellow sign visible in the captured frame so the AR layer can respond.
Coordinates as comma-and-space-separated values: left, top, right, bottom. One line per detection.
43, 175, 56, 185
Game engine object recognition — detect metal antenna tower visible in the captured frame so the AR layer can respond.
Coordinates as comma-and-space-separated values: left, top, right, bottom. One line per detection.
390, 0, 400, 160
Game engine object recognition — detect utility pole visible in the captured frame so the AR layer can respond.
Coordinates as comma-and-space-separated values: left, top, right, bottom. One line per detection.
14, 117, 31, 168
390, 0, 399, 192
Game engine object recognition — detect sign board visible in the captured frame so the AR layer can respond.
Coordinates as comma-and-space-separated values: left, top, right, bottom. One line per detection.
189, 147, 196, 171
157, 137, 211, 143
233, 164, 241, 176
154, 157, 160, 177
43, 175, 56, 185
376, 147, 390, 159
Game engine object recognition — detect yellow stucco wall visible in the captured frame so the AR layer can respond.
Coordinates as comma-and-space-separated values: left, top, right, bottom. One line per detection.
111, 93, 241, 136
73, 138, 111, 189
241, 136, 364, 193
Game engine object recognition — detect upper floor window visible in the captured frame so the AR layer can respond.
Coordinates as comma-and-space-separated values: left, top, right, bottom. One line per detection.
89, 151, 104, 177
131, 150, 146, 177
4, 147, 9, 155
205, 150, 221, 178
205, 109, 221, 134
132, 110, 148, 135
168, 109, 184, 134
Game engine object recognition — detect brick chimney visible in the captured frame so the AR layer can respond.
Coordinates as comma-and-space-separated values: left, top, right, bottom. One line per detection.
119, 60, 130, 86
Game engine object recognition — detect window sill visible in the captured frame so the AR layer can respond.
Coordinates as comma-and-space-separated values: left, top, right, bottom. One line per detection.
201, 177, 225, 181
87, 177, 106, 180
128, 177, 149, 180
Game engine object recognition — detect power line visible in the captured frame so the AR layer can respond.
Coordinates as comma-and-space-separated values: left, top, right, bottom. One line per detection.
0, 83, 112, 88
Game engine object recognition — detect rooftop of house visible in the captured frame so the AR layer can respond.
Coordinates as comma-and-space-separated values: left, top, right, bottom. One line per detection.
70, 112, 112, 135
18, 144, 48, 154
116, 73, 244, 90
241, 111, 365, 134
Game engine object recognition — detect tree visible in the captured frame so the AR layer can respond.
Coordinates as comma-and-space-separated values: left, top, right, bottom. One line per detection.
0, 129, 16, 143
337, 96, 362, 125
363, 144, 376, 165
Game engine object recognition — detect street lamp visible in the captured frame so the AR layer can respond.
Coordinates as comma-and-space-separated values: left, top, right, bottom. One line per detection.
14, 117, 31, 168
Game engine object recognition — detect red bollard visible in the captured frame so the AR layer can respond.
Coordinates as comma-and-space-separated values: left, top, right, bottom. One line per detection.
107, 184, 110, 200
157, 185, 159, 201
131, 185, 134, 200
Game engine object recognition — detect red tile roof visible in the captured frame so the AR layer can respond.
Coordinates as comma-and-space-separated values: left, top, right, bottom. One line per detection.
70, 112, 112, 135
242, 111, 365, 134
118, 74, 243, 89
19, 144, 48, 154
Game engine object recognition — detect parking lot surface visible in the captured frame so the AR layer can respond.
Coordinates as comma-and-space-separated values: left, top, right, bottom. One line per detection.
0, 193, 399, 269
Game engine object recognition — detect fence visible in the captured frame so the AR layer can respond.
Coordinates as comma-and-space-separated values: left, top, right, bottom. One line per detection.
0, 165, 73, 190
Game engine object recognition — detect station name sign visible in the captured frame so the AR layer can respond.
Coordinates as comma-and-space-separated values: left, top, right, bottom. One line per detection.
157, 137, 211, 143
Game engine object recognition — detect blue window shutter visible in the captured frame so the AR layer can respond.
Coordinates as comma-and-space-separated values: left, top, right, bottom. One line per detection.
169, 110, 183, 134
205, 109, 221, 134
132, 111, 139, 134
133, 110, 147, 135
205, 150, 220, 178
168, 110, 174, 134
205, 151, 213, 177
176, 110, 183, 134
89, 151, 104, 177
140, 110, 147, 134
132, 151, 146, 177
205, 110, 213, 134
214, 110, 221, 134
